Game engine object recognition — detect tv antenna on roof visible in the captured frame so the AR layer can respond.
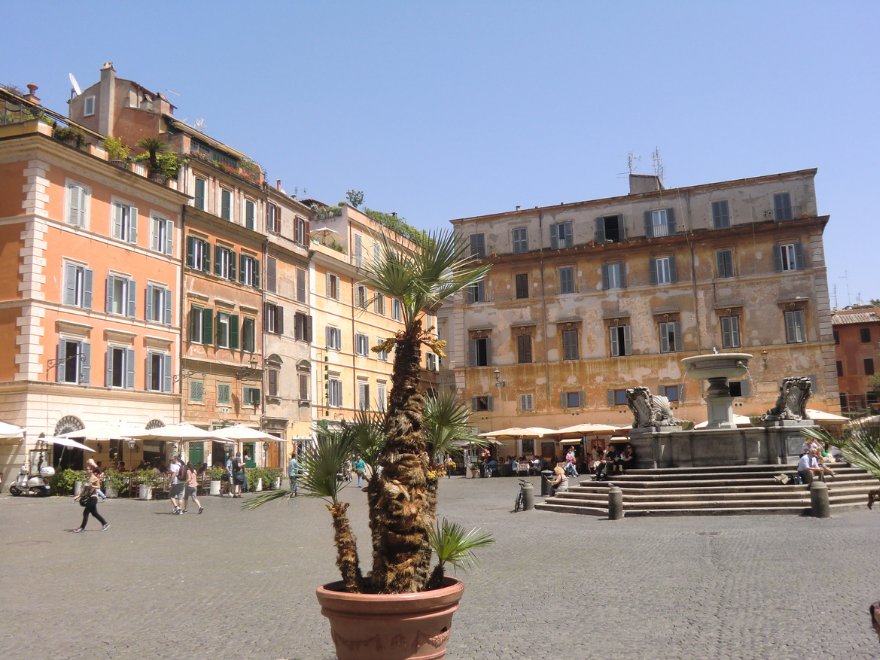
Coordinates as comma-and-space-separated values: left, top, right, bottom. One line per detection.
651, 147, 665, 184
618, 152, 641, 178
68, 73, 82, 98
193, 118, 206, 132
165, 89, 181, 97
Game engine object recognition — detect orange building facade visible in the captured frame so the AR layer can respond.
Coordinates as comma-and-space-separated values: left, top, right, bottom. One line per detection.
833, 307, 880, 413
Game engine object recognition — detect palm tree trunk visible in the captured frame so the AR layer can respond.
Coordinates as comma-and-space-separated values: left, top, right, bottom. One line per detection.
329, 502, 363, 593
368, 322, 437, 593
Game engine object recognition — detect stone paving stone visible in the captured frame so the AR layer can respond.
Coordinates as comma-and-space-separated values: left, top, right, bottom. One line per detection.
1, 476, 879, 659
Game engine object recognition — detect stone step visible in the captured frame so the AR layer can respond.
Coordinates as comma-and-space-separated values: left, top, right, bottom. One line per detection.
577, 473, 871, 489
568, 480, 878, 497
623, 462, 849, 476
597, 468, 864, 484
535, 501, 869, 517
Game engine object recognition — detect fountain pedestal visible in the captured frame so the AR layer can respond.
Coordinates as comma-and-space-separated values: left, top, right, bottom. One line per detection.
704, 377, 737, 430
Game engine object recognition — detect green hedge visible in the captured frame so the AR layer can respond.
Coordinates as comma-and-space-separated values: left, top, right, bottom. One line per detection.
246, 467, 281, 492
50, 469, 86, 496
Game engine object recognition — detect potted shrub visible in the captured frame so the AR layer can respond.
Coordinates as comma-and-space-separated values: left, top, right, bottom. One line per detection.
135, 137, 169, 182
209, 467, 224, 496
102, 136, 130, 168
136, 469, 161, 500
53, 126, 86, 149
246, 230, 492, 659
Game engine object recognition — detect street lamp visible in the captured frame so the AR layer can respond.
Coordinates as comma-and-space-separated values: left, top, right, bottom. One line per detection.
493, 368, 505, 387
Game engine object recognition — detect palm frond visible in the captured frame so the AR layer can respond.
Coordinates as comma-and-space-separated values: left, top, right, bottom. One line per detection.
424, 389, 488, 461
805, 425, 880, 477
292, 430, 357, 503
428, 518, 495, 572
341, 410, 386, 476
240, 488, 292, 511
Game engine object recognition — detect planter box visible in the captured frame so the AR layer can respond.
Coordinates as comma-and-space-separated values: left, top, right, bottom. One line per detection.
210, 480, 221, 496
104, 483, 117, 498
138, 484, 152, 500
73, 481, 83, 497
255, 477, 263, 492
273, 477, 281, 489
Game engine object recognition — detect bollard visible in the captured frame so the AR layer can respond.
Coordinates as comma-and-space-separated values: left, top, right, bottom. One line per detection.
810, 480, 831, 518
607, 484, 624, 520
522, 483, 535, 511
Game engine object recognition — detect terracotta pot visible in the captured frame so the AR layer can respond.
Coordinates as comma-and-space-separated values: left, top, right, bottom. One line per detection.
316, 577, 464, 660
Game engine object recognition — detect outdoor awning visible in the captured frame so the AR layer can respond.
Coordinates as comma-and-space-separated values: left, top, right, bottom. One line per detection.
61, 421, 147, 441
40, 436, 96, 452
212, 424, 282, 441
806, 409, 848, 422
479, 428, 525, 438
128, 423, 223, 442
0, 421, 24, 440
694, 414, 752, 429
559, 438, 585, 446
554, 423, 623, 437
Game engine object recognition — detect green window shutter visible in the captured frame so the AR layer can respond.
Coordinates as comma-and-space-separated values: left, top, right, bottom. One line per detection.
230, 314, 240, 350
214, 246, 222, 276
239, 253, 245, 284
186, 236, 194, 268
246, 201, 255, 230
202, 309, 213, 345
229, 250, 236, 280
203, 242, 211, 273
253, 258, 260, 288
189, 306, 200, 342
194, 178, 205, 210
221, 190, 231, 220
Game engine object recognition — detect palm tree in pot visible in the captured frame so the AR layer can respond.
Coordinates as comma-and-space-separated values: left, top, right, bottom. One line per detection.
135, 137, 168, 178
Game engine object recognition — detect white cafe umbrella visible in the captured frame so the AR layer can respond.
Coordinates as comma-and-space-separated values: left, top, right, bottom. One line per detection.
61, 421, 146, 441
128, 422, 223, 442
41, 436, 96, 452
554, 423, 623, 438
0, 421, 24, 440
212, 424, 282, 442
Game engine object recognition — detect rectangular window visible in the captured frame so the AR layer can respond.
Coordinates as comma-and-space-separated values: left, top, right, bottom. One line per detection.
775, 243, 804, 272
216, 312, 230, 348
294, 313, 312, 342
358, 381, 370, 410
517, 334, 532, 364
150, 216, 173, 255
296, 268, 306, 302
609, 325, 632, 357
242, 386, 261, 406
214, 246, 236, 281
645, 208, 675, 238
221, 189, 232, 221
716, 249, 734, 278
473, 396, 492, 412
217, 383, 231, 404
662, 385, 680, 402
833, 330, 840, 345
836, 361, 843, 377
190, 380, 204, 403
520, 393, 534, 411
328, 378, 343, 408
112, 202, 138, 244
596, 215, 623, 243
392, 298, 402, 321
515, 273, 529, 299
774, 192, 793, 221
374, 293, 385, 316
601, 262, 625, 290
651, 256, 676, 285
295, 217, 306, 244
356, 285, 368, 309
559, 267, 575, 294
784, 310, 806, 344
84, 96, 95, 116
265, 303, 283, 335
326, 326, 342, 351
241, 317, 255, 353
550, 221, 573, 249
240, 254, 259, 288
56, 338, 91, 385
145, 284, 172, 325
729, 381, 750, 397
298, 374, 309, 401
267, 204, 278, 233
377, 383, 387, 412
861, 328, 872, 343
512, 227, 528, 254
186, 236, 211, 273
63, 263, 93, 309
866, 358, 875, 376
562, 329, 579, 361
426, 353, 437, 370
265, 257, 277, 293
720, 316, 741, 349
376, 337, 388, 362
268, 369, 279, 397
469, 337, 490, 367
194, 177, 206, 211
146, 352, 172, 393
355, 333, 370, 356
562, 391, 584, 409
712, 200, 730, 229
659, 321, 682, 353
189, 305, 213, 345
469, 233, 485, 259
106, 275, 136, 318
466, 280, 486, 303
67, 183, 88, 227
106, 345, 135, 389
327, 273, 340, 300
354, 234, 363, 268
612, 389, 627, 406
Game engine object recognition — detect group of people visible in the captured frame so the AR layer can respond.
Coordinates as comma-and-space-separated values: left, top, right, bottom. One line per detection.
590, 444, 635, 481
796, 439, 837, 486
167, 454, 204, 515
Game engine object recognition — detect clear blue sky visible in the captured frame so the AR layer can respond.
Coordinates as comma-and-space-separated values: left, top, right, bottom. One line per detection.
7, 1, 879, 304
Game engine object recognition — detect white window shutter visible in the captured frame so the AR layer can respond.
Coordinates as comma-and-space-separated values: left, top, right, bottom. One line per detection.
623, 325, 632, 355
80, 342, 91, 385
127, 280, 137, 318
64, 263, 77, 306
164, 288, 173, 325
145, 285, 153, 321
163, 354, 173, 393
83, 269, 93, 309
609, 327, 619, 357
165, 220, 174, 255
129, 207, 138, 244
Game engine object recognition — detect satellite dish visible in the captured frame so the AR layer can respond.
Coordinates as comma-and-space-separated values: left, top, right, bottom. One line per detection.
68, 73, 82, 96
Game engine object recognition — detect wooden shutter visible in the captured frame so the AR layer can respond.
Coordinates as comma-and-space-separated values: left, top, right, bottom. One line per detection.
68, 185, 80, 226
245, 201, 255, 230
721, 318, 732, 349
277, 307, 284, 335
609, 327, 619, 357
644, 211, 653, 238
221, 190, 231, 220
145, 285, 153, 321
113, 203, 123, 239
266, 257, 277, 293
669, 255, 678, 283
595, 217, 606, 243
623, 325, 632, 356
601, 264, 610, 290
239, 253, 245, 284
106, 275, 114, 313
146, 352, 152, 391
56, 341, 66, 382
228, 249, 235, 281
127, 280, 136, 318
666, 207, 675, 235
165, 220, 174, 255
579, 391, 585, 408
105, 348, 113, 387
214, 247, 222, 276
550, 224, 559, 250
80, 342, 91, 385
471, 397, 477, 412
619, 263, 626, 288
163, 289, 172, 325
253, 259, 260, 288
773, 245, 783, 272
268, 370, 278, 396
189, 306, 200, 342
740, 380, 750, 397
297, 269, 306, 302
129, 207, 138, 244
307, 316, 313, 343
230, 315, 240, 350
673, 322, 682, 352
659, 323, 670, 353
793, 243, 805, 270
487, 396, 494, 411
194, 178, 205, 210
468, 339, 477, 367
83, 269, 93, 309
64, 264, 77, 305
163, 354, 172, 393
649, 258, 658, 285
563, 221, 572, 247
561, 392, 568, 408
730, 317, 740, 348
355, 234, 363, 267
326, 326, 332, 349
607, 390, 615, 406
125, 348, 135, 389
186, 236, 194, 268
202, 310, 213, 345
203, 242, 211, 273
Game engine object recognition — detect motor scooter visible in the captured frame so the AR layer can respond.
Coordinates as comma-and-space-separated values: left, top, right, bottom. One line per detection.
8, 464, 54, 496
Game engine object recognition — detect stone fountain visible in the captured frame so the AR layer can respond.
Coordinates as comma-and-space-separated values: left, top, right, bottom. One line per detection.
625, 352, 819, 468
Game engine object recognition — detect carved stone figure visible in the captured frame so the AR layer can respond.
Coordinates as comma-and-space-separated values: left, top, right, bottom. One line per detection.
761, 376, 812, 423
626, 386, 677, 428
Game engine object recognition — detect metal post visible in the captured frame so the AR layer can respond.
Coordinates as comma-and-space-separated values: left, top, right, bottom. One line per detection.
522, 483, 535, 511
810, 480, 831, 518
608, 484, 624, 520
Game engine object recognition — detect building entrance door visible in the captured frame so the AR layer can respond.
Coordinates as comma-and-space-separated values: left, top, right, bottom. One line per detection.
189, 442, 204, 466
242, 442, 256, 468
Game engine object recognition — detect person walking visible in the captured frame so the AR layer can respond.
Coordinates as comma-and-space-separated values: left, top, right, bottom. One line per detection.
565, 447, 579, 478
86, 458, 107, 501
231, 452, 244, 498
287, 452, 302, 497
168, 455, 185, 514
353, 455, 366, 488
182, 462, 203, 514
73, 465, 109, 533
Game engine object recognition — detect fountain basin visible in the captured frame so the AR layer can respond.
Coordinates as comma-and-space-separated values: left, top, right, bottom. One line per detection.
681, 353, 753, 381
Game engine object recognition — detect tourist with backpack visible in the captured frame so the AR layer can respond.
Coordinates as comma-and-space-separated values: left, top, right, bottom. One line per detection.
169, 455, 185, 514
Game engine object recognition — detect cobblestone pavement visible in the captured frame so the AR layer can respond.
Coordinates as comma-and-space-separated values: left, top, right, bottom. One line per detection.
1, 475, 879, 660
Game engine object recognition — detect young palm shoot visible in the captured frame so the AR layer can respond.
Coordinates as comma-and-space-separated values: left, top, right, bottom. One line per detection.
802, 425, 880, 477
423, 389, 487, 472
426, 518, 495, 591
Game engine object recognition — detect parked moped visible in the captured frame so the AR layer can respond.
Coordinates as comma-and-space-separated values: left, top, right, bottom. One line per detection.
8, 464, 54, 496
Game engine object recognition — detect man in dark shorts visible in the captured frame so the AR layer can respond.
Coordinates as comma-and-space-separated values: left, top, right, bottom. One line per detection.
168, 455, 185, 514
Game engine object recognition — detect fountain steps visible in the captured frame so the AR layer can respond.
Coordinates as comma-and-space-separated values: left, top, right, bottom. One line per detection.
534, 463, 878, 517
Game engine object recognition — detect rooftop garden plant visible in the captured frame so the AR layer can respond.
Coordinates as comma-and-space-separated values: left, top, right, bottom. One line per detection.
102, 136, 130, 162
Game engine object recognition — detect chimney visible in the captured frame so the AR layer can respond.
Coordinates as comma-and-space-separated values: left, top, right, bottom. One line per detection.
24, 83, 40, 104
629, 174, 665, 195
391, 212, 397, 218
276, 179, 281, 191
98, 62, 116, 136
